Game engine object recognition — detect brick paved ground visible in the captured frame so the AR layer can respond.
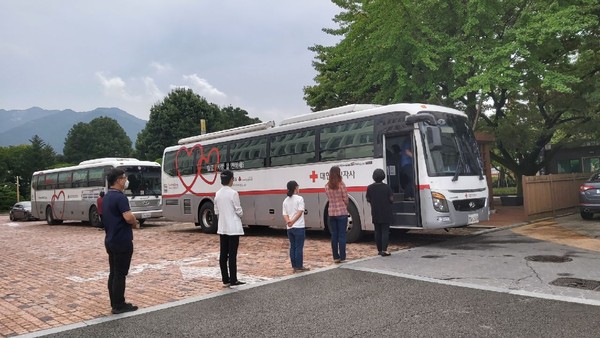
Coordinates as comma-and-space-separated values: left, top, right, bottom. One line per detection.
0, 215, 482, 337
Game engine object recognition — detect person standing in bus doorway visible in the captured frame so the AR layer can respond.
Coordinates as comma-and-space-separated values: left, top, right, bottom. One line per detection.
96, 191, 105, 230
283, 180, 310, 273
399, 137, 415, 200
366, 169, 394, 256
214, 170, 245, 287
103, 168, 140, 314
325, 166, 349, 263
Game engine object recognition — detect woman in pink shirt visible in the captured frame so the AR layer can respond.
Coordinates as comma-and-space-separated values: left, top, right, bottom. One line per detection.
325, 166, 349, 263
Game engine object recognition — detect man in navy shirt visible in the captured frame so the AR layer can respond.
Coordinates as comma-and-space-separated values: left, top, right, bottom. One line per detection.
103, 168, 140, 314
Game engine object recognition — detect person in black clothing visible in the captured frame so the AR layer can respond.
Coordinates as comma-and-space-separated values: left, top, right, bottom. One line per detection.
103, 168, 140, 314
366, 168, 394, 256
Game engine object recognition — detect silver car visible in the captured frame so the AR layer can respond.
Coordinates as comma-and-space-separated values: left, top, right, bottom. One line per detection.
579, 173, 600, 219
9, 201, 37, 221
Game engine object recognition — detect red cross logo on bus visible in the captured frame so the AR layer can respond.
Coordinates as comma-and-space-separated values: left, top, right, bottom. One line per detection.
309, 170, 318, 182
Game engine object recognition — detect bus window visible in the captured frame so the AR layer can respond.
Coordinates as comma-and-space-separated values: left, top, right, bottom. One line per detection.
57, 171, 73, 189
72, 169, 88, 188
200, 144, 227, 174
88, 167, 105, 186
230, 138, 267, 169
320, 119, 374, 161
44, 173, 58, 190
270, 129, 316, 166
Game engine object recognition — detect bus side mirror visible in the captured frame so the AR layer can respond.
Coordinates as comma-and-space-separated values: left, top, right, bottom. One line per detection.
426, 126, 443, 150
405, 113, 437, 126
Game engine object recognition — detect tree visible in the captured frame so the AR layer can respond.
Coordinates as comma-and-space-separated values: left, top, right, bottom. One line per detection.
63, 117, 133, 163
305, 0, 600, 195
0, 136, 56, 203
19, 136, 57, 199
135, 88, 260, 161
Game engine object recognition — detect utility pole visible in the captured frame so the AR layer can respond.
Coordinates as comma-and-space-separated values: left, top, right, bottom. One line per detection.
16, 176, 20, 202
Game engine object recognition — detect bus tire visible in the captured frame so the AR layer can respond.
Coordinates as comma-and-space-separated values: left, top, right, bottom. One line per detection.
346, 202, 362, 243
89, 205, 101, 227
46, 206, 62, 225
198, 202, 218, 234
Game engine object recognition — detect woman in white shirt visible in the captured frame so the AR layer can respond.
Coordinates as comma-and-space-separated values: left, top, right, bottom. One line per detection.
282, 180, 310, 273
215, 170, 245, 286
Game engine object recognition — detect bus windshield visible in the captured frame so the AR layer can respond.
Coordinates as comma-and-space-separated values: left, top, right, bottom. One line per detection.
420, 113, 483, 179
120, 166, 162, 197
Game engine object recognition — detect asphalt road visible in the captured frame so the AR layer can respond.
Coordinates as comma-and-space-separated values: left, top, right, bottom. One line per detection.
26, 214, 600, 338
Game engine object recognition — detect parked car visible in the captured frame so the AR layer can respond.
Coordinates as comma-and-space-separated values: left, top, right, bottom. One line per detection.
579, 173, 600, 219
9, 201, 38, 221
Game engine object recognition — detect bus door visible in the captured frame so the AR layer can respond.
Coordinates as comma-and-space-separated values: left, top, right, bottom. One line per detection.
385, 135, 418, 227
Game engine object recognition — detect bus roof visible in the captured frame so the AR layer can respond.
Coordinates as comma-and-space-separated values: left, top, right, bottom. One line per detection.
168, 103, 466, 151
32, 158, 160, 176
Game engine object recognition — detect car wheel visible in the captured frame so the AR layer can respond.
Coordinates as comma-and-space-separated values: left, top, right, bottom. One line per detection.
580, 210, 594, 220
9, 212, 15, 221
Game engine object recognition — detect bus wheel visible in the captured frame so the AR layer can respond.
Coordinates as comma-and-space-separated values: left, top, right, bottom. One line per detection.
346, 202, 362, 243
198, 202, 218, 234
89, 205, 101, 227
46, 206, 62, 225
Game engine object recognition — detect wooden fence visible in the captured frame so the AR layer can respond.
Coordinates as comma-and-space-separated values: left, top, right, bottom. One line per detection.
522, 173, 589, 219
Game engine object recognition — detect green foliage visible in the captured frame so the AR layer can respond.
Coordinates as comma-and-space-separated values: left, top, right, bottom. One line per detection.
135, 88, 260, 161
63, 117, 133, 163
492, 187, 517, 196
307, 0, 600, 196
0, 136, 56, 201
0, 183, 17, 211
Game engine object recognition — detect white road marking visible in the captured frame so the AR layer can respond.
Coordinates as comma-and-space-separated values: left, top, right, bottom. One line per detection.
66, 253, 269, 283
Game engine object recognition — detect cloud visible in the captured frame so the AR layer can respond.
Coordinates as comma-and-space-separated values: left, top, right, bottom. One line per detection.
150, 61, 172, 74
143, 77, 163, 101
95, 72, 136, 101
182, 74, 227, 100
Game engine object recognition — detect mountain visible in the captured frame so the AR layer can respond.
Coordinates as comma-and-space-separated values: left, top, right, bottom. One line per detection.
0, 107, 147, 154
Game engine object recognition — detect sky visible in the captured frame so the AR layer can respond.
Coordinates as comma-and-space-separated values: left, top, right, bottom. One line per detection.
0, 1, 342, 123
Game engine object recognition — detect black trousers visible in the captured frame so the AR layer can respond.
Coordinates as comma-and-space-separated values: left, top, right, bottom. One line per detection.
219, 235, 240, 284
106, 244, 133, 308
374, 223, 390, 253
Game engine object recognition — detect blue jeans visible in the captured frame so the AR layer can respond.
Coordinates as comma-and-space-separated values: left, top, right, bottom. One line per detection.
287, 227, 306, 269
329, 216, 348, 260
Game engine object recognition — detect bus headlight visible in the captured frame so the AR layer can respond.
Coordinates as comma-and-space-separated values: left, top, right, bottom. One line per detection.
431, 192, 449, 213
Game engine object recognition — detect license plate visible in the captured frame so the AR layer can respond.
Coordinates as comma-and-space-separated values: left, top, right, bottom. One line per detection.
468, 213, 479, 224
141, 212, 151, 219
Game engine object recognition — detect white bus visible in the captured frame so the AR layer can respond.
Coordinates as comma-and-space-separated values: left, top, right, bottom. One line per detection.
161, 103, 489, 242
31, 158, 163, 226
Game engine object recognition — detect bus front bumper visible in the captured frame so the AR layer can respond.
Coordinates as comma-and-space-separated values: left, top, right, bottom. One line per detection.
132, 210, 163, 220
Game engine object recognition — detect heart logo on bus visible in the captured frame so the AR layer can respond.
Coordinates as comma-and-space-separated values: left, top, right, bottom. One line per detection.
175, 145, 203, 193
198, 147, 220, 185
51, 190, 66, 219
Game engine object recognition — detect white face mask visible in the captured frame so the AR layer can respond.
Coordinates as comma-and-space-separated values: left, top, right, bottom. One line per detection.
124, 180, 130, 190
